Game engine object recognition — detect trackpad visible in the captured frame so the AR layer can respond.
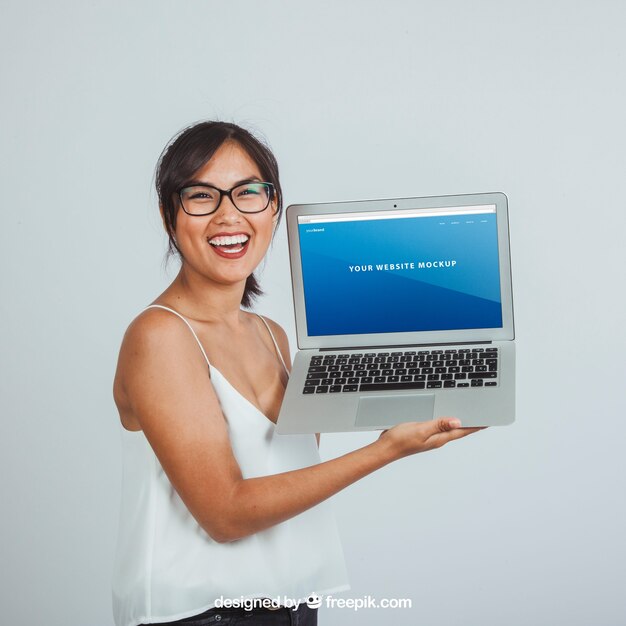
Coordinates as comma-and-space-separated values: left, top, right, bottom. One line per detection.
355, 393, 435, 428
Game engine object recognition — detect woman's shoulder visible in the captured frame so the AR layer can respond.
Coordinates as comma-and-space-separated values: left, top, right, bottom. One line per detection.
119, 304, 208, 371
251, 312, 292, 368
251, 312, 287, 341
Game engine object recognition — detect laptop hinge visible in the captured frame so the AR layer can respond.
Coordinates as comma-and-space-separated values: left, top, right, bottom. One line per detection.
318, 340, 492, 352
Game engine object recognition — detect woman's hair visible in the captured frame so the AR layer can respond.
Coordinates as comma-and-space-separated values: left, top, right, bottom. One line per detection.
155, 120, 283, 309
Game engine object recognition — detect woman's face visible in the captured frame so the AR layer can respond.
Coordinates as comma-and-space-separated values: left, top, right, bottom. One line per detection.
174, 140, 277, 289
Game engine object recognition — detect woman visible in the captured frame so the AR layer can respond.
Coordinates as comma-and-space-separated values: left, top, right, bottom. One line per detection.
111, 121, 482, 626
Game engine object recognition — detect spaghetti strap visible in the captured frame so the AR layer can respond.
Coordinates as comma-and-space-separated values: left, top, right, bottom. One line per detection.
255, 314, 289, 375
143, 304, 212, 370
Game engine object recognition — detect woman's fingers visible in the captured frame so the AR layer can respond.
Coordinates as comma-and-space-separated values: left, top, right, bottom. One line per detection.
426, 425, 486, 449
378, 417, 486, 459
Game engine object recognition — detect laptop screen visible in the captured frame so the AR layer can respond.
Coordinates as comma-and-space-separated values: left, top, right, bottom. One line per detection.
297, 204, 503, 337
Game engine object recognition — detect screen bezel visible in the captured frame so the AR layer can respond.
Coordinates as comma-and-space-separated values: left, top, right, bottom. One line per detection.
286, 192, 515, 349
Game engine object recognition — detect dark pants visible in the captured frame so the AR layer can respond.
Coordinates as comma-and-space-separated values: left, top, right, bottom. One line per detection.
138, 603, 318, 626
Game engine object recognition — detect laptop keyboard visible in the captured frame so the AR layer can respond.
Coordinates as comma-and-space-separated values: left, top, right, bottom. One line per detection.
302, 347, 499, 394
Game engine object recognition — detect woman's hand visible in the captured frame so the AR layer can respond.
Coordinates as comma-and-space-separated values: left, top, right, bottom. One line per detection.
377, 418, 486, 461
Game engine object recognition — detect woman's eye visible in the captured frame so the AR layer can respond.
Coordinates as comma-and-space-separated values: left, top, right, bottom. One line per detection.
238, 185, 262, 197
189, 190, 214, 201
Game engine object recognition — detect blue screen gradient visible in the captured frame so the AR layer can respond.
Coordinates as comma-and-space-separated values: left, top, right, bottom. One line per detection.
298, 209, 503, 336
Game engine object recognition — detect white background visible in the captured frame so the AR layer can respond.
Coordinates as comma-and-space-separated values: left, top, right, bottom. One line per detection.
1, 1, 625, 625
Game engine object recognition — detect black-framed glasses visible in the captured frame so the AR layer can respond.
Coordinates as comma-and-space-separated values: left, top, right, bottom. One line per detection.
178, 181, 275, 216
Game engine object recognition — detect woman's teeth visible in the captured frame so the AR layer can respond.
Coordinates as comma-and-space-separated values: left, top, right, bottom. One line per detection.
208, 234, 250, 254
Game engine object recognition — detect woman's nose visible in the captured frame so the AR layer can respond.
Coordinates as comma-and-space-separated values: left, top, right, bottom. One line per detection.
214, 194, 241, 222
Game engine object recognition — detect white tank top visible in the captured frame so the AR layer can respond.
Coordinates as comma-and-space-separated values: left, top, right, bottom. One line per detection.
111, 305, 350, 626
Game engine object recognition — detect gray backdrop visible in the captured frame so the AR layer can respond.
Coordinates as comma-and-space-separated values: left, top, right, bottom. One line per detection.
1, 1, 625, 625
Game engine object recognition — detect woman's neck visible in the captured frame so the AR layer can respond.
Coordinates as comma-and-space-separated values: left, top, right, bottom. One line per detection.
159, 265, 249, 328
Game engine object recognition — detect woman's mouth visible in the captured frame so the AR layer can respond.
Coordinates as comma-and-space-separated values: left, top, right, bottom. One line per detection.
207, 233, 250, 259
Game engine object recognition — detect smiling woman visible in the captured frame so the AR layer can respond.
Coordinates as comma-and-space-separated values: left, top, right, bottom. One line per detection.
155, 122, 283, 307
111, 120, 481, 626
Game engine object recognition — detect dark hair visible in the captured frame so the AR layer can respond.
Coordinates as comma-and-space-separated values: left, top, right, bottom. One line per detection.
155, 120, 283, 309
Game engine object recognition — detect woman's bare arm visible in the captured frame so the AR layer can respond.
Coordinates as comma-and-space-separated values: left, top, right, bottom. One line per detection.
115, 310, 481, 544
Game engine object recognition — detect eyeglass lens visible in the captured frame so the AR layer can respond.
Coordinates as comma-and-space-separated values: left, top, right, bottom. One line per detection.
180, 183, 272, 215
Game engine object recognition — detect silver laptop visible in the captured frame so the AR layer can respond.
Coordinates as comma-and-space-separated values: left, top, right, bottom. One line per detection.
275, 192, 515, 434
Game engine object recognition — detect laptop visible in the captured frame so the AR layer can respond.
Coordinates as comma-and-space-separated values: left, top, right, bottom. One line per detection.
275, 192, 515, 434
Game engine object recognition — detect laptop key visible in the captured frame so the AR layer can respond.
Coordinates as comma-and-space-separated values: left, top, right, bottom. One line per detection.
485, 381, 497, 386
343, 384, 359, 392
468, 372, 497, 379
471, 379, 484, 387
305, 380, 320, 386
427, 381, 442, 388
444, 381, 456, 388
374, 376, 386, 383
303, 387, 315, 394
457, 382, 470, 387
316, 386, 329, 393
308, 366, 326, 373
348, 377, 360, 384
359, 381, 425, 391
329, 385, 342, 393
